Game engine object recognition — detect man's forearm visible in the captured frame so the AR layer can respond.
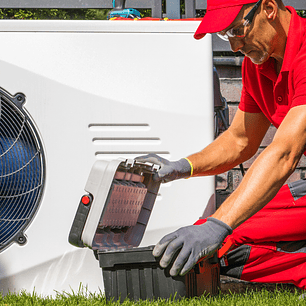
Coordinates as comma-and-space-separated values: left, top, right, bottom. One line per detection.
187, 110, 270, 177
212, 141, 302, 229
187, 129, 256, 177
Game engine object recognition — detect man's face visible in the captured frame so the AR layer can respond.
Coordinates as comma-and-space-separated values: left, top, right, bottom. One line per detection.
224, 3, 276, 65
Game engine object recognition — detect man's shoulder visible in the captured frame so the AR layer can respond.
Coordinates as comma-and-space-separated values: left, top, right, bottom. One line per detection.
289, 10, 306, 58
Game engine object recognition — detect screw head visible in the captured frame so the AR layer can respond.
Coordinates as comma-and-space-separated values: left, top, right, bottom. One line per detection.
17, 235, 27, 245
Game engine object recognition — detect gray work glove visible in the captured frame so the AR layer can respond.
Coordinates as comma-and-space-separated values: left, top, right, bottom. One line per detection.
135, 153, 192, 183
153, 217, 232, 276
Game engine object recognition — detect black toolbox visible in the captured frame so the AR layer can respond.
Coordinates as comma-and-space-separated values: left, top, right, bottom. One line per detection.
100, 246, 220, 302
69, 159, 220, 302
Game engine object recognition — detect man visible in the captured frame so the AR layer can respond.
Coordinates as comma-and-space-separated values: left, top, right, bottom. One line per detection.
136, 0, 306, 287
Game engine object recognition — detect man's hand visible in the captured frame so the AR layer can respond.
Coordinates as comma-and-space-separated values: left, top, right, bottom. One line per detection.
153, 217, 232, 276
135, 154, 192, 183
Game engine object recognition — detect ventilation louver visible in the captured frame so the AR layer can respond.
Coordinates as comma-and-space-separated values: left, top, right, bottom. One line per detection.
0, 88, 45, 251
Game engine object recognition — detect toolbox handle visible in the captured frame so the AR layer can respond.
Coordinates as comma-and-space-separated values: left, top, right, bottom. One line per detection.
217, 237, 234, 258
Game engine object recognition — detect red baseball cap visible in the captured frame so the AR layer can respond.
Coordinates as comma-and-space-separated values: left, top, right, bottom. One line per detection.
194, 0, 257, 40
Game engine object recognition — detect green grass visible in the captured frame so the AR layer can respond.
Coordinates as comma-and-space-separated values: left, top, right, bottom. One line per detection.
0, 287, 305, 306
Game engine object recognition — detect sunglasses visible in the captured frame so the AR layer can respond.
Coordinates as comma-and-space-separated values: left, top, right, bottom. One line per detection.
217, 0, 263, 41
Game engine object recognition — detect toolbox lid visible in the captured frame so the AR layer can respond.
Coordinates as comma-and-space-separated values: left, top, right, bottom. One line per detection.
70, 158, 161, 252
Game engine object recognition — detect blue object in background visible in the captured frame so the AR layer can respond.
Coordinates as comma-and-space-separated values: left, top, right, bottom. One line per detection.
108, 0, 141, 19
108, 8, 141, 19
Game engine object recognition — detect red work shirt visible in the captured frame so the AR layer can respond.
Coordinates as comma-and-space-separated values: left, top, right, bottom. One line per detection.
239, 7, 306, 129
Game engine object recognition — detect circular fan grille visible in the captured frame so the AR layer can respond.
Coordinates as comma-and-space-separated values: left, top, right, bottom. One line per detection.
0, 89, 45, 251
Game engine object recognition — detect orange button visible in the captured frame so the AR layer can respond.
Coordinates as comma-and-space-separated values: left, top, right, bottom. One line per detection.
277, 96, 283, 102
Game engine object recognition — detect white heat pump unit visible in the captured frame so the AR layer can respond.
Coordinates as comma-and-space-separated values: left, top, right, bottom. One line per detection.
0, 20, 214, 296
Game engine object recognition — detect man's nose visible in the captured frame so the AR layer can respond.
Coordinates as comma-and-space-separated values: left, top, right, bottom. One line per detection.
229, 38, 245, 53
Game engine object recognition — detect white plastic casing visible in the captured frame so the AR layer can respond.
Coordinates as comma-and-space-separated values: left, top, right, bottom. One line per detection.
0, 20, 214, 296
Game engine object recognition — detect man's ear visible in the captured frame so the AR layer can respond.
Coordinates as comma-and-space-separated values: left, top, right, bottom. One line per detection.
262, 0, 278, 21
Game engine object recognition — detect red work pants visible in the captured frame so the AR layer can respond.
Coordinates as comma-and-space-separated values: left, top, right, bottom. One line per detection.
197, 179, 306, 290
